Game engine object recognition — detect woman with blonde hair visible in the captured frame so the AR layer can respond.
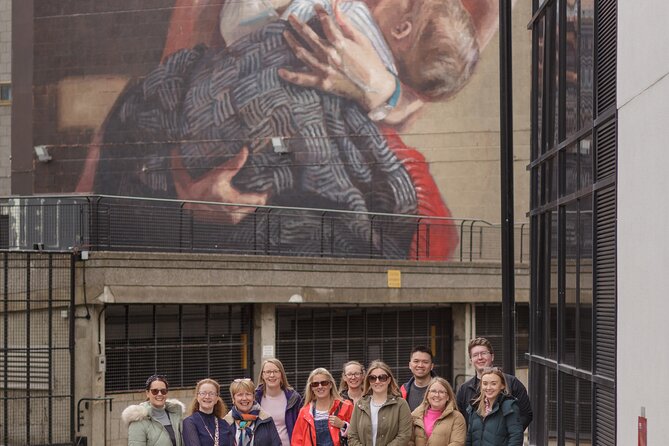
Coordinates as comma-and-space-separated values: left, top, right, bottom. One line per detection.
348, 361, 412, 446
410, 377, 465, 446
182, 378, 229, 446
291, 368, 353, 446
222, 378, 282, 445
465, 368, 522, 446
339, 361, 365, 405
255, 358, 303, 446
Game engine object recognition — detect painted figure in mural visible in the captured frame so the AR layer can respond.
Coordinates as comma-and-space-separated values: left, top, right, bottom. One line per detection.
77, 0, 502, 260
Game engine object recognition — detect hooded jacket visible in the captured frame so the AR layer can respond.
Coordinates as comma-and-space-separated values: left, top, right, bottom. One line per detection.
122, 399, 186, 446
465, 394, 523, 446
222, 404, 282, 445
254, 385, 303, 439
348, 395, 412, 446
409, 399, 466, 446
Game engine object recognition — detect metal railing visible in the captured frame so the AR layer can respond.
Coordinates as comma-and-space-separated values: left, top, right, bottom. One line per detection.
0, 195, 529, 263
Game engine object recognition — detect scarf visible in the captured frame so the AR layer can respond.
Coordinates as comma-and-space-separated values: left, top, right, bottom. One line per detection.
231, 404, 261, 446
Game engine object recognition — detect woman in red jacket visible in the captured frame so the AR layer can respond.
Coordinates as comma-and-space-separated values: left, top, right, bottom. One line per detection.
292, 368, 353, 446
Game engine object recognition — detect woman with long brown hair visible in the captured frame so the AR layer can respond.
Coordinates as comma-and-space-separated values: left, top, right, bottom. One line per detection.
348, 360, 412, 446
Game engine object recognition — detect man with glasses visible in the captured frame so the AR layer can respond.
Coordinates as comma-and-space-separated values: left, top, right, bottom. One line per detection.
400, 345, 437, 411
455, 337, 533, 429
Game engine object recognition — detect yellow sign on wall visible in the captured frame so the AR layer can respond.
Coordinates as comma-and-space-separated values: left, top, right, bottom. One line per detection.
387, 270, 401, 288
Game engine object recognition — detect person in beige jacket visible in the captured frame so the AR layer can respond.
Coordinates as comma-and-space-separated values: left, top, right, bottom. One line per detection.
348, 360, 412, 446
410, 377, 465, 446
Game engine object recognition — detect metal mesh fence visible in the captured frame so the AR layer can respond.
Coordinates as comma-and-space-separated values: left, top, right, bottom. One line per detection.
0, 195, 530, 263
0, 252, 74, 446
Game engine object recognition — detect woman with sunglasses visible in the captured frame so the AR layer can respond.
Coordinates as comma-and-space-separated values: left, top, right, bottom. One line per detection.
255, 358, 303, 446
339, 361, 365, 406
222, 378, 282, 446
465, 368, 523, 446
409, 377, 465, 446
182, 378, 230, 446
122, 374, 186, 446
348, 361, 412, 446
291, 368, 354, 446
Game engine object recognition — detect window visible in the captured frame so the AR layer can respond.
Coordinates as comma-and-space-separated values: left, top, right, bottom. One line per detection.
276, 306, 452, 389
529, 0, 617, 445
474, 303, 530, 369
0, 83, 10, 104
105, 304, 253, 398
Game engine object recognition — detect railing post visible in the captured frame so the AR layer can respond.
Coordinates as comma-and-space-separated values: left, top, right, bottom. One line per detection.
265, 209, 272, 255
520, 223, 526, 263
415, 218, 422, 260
459, 220, 466, 261
179, 202, 185, 253
320, 212, 326, 257
469, 220, 477, 262
369, 215, 376, 259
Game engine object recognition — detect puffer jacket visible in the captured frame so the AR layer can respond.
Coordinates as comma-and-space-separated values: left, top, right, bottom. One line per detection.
222, 405, 282, 445
122, 399, 185, 446
465, 394, 523, 446
409, 399, 466, 446
348, 395, 412, 446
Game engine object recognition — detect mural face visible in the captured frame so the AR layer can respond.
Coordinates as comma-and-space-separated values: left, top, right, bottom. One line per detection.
31, 0, 512, 260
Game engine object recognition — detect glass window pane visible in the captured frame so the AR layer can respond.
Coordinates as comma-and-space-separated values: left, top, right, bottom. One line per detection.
565, 0, 579, 136
579, 196, 593, 371
580, 1, 595, 128
564, 202, 578, 367
549, 210, 559, 360
552, 6, 560, 147
579, 379, 593, 443
563, 374, 577, 445
536, 17, 545, 155
579, 136, 593, 188
565, 143, 578, 196
548, 368, 558, 443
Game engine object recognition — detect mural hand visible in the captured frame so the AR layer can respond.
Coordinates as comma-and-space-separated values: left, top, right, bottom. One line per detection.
279, 5, 396, 111
172, 147, 268, 225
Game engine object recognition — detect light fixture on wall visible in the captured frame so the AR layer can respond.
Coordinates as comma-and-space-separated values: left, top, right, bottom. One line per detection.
34, 145, 52, 163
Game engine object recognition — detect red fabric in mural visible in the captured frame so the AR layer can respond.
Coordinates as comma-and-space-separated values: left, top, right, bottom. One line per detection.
382, 127, 459, 261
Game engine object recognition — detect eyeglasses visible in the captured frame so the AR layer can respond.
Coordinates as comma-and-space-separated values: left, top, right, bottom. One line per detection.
310, 380, 331, 388
428, 390, 447, 396
149, 388, 168, 395
197, 391, 218, 397
368, 374, 389, 383
471, 351, 492, 358
263, 370, 281, 376
345, 372, 362, 378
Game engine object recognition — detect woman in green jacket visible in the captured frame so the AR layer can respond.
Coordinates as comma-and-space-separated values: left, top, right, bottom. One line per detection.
348, 360, 412, 446
465, 368, 523, 446
122, 375, 186, 446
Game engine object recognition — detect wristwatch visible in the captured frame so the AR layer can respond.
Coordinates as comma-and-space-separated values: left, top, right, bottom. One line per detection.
368, 72, 401, 122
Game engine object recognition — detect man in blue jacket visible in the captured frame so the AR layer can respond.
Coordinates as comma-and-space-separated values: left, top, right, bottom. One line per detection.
456, 337, 533, 430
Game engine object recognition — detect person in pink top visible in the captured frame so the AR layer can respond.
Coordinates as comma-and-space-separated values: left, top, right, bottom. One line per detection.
409, 377, 465, 446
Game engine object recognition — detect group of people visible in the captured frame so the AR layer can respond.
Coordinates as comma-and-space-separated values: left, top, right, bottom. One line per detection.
123, 338, 532, 446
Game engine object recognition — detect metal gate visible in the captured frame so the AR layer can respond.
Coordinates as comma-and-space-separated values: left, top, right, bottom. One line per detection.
0, 251, 75, 446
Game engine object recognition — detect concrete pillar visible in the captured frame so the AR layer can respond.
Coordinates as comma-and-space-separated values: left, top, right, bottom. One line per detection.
253, 303, 276, 379
451, 303, 474, 390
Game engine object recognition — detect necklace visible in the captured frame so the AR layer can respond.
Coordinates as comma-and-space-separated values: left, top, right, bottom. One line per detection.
197, 411, 220, 446
371, 399, 385, 407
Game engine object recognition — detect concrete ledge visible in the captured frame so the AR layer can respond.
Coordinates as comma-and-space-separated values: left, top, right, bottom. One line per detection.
77, 251, 529, 305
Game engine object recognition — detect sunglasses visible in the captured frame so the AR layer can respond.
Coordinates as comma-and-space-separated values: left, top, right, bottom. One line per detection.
368, 374, 389, 383
310, 380, 331, 388
149, 388, 168, 395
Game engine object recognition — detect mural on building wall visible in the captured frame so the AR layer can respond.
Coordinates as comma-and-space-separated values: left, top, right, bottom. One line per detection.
32, 0, 505, 260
